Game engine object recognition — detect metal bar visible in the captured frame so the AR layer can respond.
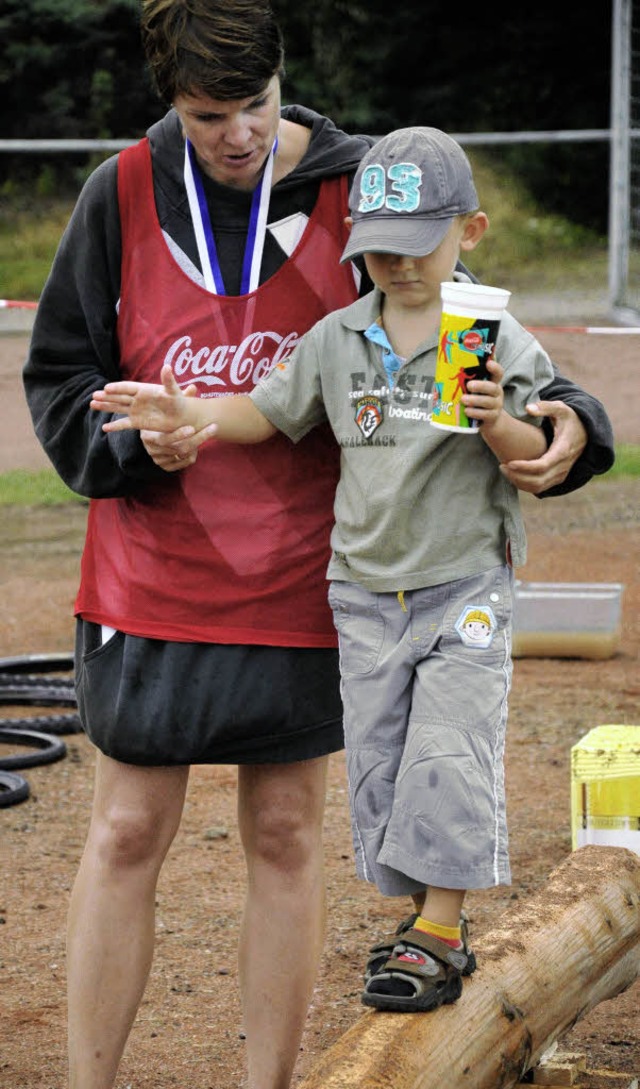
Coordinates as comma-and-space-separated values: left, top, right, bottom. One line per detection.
609, 0, 632, 307
0, 139, 137, 152
0, 130, 631, 153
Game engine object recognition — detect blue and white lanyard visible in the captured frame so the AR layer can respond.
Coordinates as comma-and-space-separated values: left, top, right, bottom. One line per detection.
183, 137, 278, 295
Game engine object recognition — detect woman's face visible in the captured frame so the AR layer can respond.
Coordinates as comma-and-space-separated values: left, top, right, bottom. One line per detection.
173, 75, 281, 191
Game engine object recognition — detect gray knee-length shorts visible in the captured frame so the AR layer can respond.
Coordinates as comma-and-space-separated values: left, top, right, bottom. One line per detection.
328, 566, 513, 896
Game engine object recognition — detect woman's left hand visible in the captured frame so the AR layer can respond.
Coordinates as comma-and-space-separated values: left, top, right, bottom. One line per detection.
141, 428, 197, 471
140, 383, 215, 471
500, 401, 588, 493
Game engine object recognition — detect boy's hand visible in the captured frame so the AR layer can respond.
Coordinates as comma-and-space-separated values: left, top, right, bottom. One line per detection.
462, 358, 504, 428
91, 365, 195, 434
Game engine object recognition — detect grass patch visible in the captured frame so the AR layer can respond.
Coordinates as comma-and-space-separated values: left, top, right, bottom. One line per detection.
465, 151, 607, 290
0, 198, 75, 301
609, 444, 640, 478
0, 447, 636, 507
0, 469, 85, 506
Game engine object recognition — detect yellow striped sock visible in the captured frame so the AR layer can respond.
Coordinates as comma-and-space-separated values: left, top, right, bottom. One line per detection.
414, 915, 462, 946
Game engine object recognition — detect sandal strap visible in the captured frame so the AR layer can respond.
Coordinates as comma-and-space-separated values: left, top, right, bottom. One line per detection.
366, 913, 419, 958
391, 928, 469, 973
380, 958, 447, 983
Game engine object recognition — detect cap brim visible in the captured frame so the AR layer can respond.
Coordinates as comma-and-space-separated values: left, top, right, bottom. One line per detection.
340, 215, 454, 264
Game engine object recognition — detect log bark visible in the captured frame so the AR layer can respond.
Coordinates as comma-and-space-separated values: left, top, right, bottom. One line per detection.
299, 846, 640, 1089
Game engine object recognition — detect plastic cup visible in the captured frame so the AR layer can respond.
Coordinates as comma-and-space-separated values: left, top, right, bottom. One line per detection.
429, 281, 511, 434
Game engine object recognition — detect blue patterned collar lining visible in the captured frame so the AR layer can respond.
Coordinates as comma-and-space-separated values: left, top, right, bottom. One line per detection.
364, 319, 405, 387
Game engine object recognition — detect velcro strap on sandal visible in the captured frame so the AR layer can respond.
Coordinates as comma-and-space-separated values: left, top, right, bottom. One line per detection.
393, 928, 469, 973
381, 957, 446, 982
367, 935, 399, 957
367, 913, 419, 957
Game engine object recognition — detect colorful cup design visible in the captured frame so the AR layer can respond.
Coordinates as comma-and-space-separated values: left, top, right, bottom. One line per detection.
430, 282, 511, 434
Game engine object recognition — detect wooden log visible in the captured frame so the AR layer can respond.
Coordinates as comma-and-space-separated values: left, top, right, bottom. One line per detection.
517, 1079, 639, 1089
299, 846, 640, 1089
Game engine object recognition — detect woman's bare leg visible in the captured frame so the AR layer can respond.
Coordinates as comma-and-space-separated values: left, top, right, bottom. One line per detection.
237, 756, 329, 1089
67, 753, 189, 1089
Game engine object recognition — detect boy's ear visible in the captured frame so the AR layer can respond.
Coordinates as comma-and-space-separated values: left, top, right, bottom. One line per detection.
460, 211, 489, 252
344, 215, 353, 231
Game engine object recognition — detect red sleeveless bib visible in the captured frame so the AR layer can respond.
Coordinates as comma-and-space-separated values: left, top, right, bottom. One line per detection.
75, 138, 357, 645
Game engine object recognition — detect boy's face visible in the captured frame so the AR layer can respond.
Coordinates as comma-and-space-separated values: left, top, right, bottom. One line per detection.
361, 215, 485, 309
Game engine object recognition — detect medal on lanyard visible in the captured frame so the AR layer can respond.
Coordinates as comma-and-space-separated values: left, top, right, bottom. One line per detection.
184, 136, 278, 295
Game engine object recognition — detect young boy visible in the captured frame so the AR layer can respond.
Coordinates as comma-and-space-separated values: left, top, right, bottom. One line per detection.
92, 127, 554, 1014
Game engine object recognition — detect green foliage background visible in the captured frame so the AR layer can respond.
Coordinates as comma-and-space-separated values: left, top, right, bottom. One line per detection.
0, 1, 613, 230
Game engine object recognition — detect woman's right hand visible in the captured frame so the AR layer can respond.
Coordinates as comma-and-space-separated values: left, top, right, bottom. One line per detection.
141, 422, 216, 471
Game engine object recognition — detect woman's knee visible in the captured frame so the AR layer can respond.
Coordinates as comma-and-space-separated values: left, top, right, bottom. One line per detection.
248, 803, 316, 869
89, 802, 169, 870
88, 757, 188, 871
239, 759, 328, 871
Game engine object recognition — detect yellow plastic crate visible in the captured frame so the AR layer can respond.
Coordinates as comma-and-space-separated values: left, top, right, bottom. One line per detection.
571, 724, 640, 855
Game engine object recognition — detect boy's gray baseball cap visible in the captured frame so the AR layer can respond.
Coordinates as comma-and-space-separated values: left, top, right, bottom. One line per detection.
341, 127, 478, 263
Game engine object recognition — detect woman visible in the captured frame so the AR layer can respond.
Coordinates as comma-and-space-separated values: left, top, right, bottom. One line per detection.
23, 2, 614, 1087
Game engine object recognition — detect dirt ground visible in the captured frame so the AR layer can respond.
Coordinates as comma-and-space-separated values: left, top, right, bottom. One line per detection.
0, 326, 639, 1089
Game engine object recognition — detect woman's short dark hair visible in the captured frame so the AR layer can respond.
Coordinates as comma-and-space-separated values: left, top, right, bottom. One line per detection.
140, 0, 285, 103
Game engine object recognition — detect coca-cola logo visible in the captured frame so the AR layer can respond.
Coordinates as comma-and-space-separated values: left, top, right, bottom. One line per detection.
163, 329, 301, 390
461, 330, 484, 352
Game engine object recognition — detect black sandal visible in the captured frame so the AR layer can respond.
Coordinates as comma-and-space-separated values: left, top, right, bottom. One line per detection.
362, 927, 472, 1013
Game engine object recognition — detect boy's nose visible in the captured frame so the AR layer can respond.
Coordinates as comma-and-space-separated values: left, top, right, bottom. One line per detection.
390, 254, 414, 268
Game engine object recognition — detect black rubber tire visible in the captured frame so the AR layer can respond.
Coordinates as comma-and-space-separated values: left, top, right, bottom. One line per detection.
0, 713, 83, 735
0, 653, 81, 738
0, 673, 75, 690
0, 770, 30, 807
0, 653, 74, 674
0, 727, 67, 770
0, 686, 77, 706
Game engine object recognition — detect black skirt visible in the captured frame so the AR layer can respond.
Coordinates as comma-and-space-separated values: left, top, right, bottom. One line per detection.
75, 619, 343, 766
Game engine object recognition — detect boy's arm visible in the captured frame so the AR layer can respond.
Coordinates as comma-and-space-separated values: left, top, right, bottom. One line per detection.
91, 365, 277, 444
481, 406, 548, 464
456, 261, 615, 496
464, 359, 548, 464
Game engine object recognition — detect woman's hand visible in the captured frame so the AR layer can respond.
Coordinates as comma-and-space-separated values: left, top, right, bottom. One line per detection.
140, 427, 195, 471
500, 401, 588, 493
141, 420, 217, 471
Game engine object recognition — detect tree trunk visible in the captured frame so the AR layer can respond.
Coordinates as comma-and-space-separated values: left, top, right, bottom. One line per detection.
299, 846, 640, 1089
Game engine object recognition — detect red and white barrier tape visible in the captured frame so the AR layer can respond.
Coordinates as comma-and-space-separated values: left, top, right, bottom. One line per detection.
1, 300, 639, 333
0, 299, 38, 310
526, 324, 640, 334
